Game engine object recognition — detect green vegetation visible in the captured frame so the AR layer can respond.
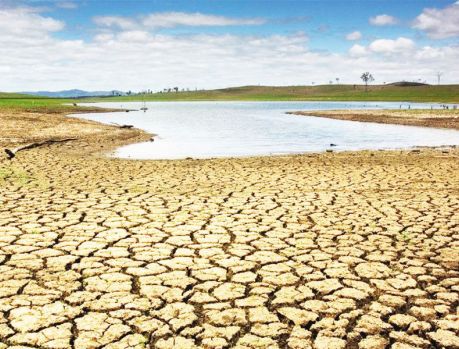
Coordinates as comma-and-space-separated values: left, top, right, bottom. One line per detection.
85, 84, 459, 103
1, 84, 459, 110
0, 165, 31, 185
0, 165, 50, 189
0, 92, 101, 113
0, 92, 34, 99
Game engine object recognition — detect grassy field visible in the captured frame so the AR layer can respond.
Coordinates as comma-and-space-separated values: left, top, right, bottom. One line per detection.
0, 93, 105, 113
1, 85, 459, 111
86, 84, 459, 103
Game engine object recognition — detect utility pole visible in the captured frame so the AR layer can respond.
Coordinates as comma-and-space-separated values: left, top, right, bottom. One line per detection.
436, 72, 443, 85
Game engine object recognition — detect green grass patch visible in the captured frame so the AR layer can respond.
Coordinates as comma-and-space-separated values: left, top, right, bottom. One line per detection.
0, 93, 111, 113
0, 166, 31, 185
1, 85, 458, 112
0, 165, 49, 189
84, 84, 459, 103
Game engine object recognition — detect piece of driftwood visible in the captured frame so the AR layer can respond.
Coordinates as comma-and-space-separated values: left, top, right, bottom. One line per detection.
4, 138, 77, 160
111, 122, 134, 129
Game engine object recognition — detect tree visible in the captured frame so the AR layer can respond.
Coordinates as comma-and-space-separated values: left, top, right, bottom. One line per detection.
336, 78, 340, 84
360, 72, 374, 91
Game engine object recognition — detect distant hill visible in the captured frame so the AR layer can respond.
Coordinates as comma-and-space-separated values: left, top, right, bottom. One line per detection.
85, 84, 459, 103
0, 92, 38, 99
387, 81, 429, 87
21, 89, 125, 98
3, 84, 458, 103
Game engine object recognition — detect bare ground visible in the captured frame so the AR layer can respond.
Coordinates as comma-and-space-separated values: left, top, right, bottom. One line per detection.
0, 108, 458, 348
290, 109, 459, 130
0, 109, 151, 155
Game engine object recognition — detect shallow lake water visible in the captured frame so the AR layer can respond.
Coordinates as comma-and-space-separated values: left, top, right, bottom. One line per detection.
78, 101, 459, 159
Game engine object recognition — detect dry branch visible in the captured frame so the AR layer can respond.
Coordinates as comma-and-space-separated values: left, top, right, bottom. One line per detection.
4, 138, 77, 160
111, 122, 134, 129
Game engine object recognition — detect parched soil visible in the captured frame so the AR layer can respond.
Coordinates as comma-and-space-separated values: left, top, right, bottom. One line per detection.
291, 109, 459, 130
0, 109, 151, 154
0, 109, 458, 348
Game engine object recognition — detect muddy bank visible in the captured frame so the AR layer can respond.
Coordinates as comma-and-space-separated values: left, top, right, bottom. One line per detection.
290, 109, 459, 130
0, 107, 152, 157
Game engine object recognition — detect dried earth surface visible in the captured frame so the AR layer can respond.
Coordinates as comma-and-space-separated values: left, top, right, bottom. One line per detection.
291, 109, 459, 130
0, 108, 458, 348
0, 109, 151, 154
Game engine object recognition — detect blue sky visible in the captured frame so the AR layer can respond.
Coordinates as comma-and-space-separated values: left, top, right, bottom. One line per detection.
1, 0, 458, 90
41, 0, 457, 49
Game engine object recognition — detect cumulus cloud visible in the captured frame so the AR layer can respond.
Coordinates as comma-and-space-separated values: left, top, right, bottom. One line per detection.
93, 12, 265, 30
368, 37, 415, 54
346, 31, 362, 41
93, 33, 115, 42
369, 14, 398, 26
412, 2, 459, 39
142, 12, 265, 27
117, 30, 151, 42
0, 6, 64, 36
0, 6, 458, 91
349, 37, 416, 57
93, 16, 137, 30
349, 44, 367, 56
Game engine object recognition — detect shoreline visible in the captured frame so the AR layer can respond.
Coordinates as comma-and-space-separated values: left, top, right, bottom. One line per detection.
290, 109, 459, 130
2, 106, 459, 161
0, 106, 152, 158
110, 144, 459, 162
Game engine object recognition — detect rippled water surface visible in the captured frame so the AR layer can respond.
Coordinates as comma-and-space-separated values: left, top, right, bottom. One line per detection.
78, 101, 459, 159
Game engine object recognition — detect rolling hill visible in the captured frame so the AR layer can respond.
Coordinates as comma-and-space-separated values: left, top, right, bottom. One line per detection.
85, 84, 459, 103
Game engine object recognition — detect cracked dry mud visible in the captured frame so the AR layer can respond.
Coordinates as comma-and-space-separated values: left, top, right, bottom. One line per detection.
0, 146, 458, 349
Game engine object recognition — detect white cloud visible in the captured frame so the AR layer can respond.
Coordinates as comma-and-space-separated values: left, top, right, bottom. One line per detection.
93, 16, 137, 30
93, 33, 114, 42
369, 14, 398, 26
56, 2, 78, 9
142, 12, 265, 28
349, 37, 419, 58
0, 6, 64, 35
349, 44, 367, 56
412, 2, 459, 39
414, 45, 459, 61
0, 6, 458, 91
346, 31, 362, 41
93, 12, 265, 30
368, 37, 415, 54
117, 30, 151, 42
